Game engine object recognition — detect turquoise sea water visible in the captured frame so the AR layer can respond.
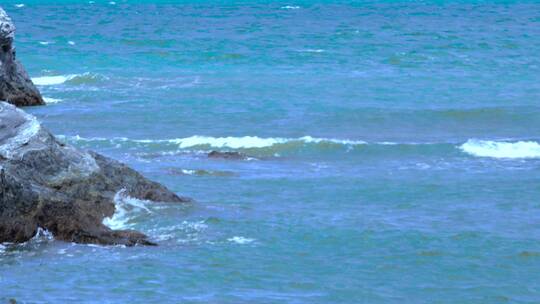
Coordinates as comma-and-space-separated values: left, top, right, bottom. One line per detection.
1, 1, 540, 303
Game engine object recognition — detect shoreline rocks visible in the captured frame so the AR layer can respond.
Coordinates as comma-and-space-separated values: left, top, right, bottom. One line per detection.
0, 7, 44, 107
0, 102, 190, 246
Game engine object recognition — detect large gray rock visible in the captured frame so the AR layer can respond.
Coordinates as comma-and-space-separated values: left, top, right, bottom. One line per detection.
0, 102, 190, 246
0, 7, 44, 107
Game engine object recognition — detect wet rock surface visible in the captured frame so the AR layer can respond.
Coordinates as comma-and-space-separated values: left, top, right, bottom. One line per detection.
0, 7, 44, 107
0, 102, 190, 246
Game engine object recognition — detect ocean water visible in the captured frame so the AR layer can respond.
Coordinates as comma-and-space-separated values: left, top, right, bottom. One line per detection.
2, 0, 540, 303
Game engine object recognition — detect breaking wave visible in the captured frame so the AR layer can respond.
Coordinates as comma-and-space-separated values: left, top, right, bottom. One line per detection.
58, 135, 366, 149
32, 73, 107, 86
57, 134, 540, 160
103, 189, 152, 230
459, 140, 540, 159
228, 236, 255, 244
44, 97, 62, 104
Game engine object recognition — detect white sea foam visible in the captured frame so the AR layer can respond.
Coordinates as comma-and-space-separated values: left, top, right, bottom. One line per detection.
103, 189, 152, 230
44, 97, 62, 104
300, 49, 325, 53
39, 41, 52, 45
32, 75, 74, 86
281, 5, 300, 9
61, 135, 366, 149
144, 136, 364, 148
459, 139, 540, 159
32, 227, 54, 242
228, 236, 255, 244
180, 169, 196, 175
15, 4, 25, 8
168, 136, 289, 148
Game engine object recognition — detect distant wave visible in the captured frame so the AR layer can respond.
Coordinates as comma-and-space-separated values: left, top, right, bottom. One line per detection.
32, 73, 106, 86
459, 139, 540, 159
57, 135, 540, 160
298, 49, 325, 53
60, 135, 367, 149
281, 5, 300, 9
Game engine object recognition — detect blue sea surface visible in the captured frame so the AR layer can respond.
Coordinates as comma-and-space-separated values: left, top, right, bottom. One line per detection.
1, 0, 540, 303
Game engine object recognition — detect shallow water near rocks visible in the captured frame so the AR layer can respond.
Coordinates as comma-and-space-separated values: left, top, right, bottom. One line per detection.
2, 1, 540, 303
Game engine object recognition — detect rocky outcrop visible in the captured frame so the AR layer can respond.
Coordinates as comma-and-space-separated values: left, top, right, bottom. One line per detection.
0, 7, 44, 107
0, 102, 190, 246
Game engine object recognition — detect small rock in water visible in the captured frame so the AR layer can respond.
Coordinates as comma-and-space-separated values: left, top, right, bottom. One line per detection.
207, 150, 247, 160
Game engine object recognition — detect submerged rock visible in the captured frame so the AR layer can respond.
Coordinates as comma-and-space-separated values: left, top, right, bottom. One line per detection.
207, 150, 247, 160
0, 102, 190, 246
0, 7, 44, 107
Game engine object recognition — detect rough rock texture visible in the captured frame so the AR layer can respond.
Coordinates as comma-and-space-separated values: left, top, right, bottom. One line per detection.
0, 102, 190, 246
0, 7, 44, 107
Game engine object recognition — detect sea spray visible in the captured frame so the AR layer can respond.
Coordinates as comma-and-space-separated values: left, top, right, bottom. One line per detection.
103, 189, 152, 230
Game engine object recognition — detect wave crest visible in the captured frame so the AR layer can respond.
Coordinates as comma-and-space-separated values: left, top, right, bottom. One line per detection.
60, 135, 366, 150
32, 73, 107, 86
459, 139, 540, 159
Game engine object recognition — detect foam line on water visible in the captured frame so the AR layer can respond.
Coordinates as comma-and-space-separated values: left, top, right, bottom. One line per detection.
60, 135, 367, 149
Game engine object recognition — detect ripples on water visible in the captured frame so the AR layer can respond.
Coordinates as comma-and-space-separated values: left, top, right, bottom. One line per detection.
2, 1, 540, 303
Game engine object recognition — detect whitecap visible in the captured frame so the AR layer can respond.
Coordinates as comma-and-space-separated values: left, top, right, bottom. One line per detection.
281, 5, 300, 9
15, 4, 25, 8
59, 135, 367, 150
228, 236, 255, 244
180, 169, 196, 175
459, 139, 540, 159
39, 41, 52, 45
164, 135, 366, 149
44, 97, 62, 104
32, 75, 74, 86
33, 73, 105, 86
68, 41, 76, 45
